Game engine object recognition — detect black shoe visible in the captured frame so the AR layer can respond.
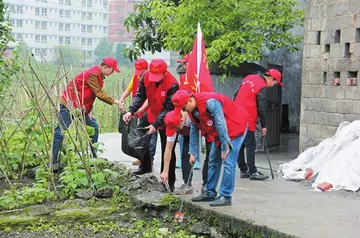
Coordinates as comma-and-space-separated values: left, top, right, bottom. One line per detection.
240, 171, 250, 178
133, 166, 152, 175
249, 172, 269, 180
160, 184, 174, 193
209, 195, 232, 207
191, 192, 216, 202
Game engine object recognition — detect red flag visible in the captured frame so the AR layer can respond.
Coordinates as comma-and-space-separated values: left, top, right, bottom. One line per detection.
185, 23, 214, 93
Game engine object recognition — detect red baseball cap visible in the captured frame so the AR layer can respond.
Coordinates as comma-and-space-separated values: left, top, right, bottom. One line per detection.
164, 110, 182, 137
177, 54, 191, 63
149, 59, 167, 82
134, 58, 148, 75
266, 69, 282, 87
103, 57, 120, 73
171, 90, 192, 109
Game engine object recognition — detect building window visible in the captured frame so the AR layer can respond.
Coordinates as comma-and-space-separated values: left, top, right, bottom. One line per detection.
16, 6, 23, 14
65, 10, 70, 18
59, 36, 64, 44
81, 25, 86, 32
87, 0, 92, 7
117, 30, 123, 36
35, 48, 41, 56
41, 22, 47, 29
81, 38, 85, 46
16, 20, 23, 28
41, 8, 47, 16
118, 17, 123, 24
65, 37, 71, 45
87, 38, 92, 46
103, 0, 107, 8
103, 27, 107, 34
10, 19, 15, 25
41, 35, 47, 43
10, 5, 15, 13
87, 25, 92, 33
16, 34, 23, 41
65, 24, 70, 31
87, 13, 92, 20
35, 8, 40, 16
81, 0, 86, 7
59, 23, 64, 31
87, 51, 92, 59
118, 6, 124, 12
41, 49, 47, 56
35, 35, 40, 43
35, 21, 40, 29
65, 0, 71, 5
103, 14, 107, 22
81, 12, 86, 20
59, 0, 63, 4
59, 10, 64, 17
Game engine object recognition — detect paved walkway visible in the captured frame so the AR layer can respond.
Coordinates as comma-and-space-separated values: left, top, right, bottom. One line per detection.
99, 133, 360, 238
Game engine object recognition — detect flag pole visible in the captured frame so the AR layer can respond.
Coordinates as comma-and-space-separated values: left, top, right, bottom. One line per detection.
197, 22, 202, 170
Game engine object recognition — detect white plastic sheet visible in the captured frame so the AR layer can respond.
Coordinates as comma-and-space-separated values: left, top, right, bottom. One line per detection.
279, 121, 360, 191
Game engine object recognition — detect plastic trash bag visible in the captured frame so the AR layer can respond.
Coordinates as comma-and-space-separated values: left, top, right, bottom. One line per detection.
121, 117, 151, 160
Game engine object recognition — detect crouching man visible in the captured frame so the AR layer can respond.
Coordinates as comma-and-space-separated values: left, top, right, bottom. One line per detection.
171, 90, 249, 206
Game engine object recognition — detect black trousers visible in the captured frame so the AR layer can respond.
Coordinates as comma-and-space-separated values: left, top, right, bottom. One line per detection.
180, 135, 192, 186
237, 130, 257, 174
202, 140, 212, 186
137, 113, 177, 186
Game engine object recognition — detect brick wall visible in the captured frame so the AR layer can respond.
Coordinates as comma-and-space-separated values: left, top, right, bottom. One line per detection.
300, 0, 360, 151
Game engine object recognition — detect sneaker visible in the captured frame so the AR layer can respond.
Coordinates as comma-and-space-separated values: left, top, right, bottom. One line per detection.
175, 184, 193, 195
240, 170, 250, 178
191, 192, 216, 202
194, 161, 201, 170
209, 195, 232, 207
176, 159, 182, 168
132, 159, 141, 165
160, 184, 174, 193
249, 172, 269, 181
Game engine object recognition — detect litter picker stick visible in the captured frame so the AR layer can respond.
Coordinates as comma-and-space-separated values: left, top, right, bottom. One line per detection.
264, 137, 275, 179
175, 167, 194, 223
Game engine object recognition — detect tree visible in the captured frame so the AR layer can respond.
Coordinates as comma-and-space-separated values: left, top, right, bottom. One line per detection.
94, 38, 114, 62
0, 2, 12, 48
124, 0, 304, 69
115, 43, 131, 65
54, 45, 83, 66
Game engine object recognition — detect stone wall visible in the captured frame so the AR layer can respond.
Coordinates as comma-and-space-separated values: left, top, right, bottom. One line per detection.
300, 0, 360, 151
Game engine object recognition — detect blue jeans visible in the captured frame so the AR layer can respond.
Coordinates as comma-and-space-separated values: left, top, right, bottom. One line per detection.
180, 135, 200, 162
206, 129, 247, 200
52, 104, 99, 164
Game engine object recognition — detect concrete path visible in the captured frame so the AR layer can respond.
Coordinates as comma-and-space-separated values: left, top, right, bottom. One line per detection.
99, 133, 360, 238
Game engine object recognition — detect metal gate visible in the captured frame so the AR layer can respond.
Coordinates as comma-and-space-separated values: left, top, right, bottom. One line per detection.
265, 64, 283, 148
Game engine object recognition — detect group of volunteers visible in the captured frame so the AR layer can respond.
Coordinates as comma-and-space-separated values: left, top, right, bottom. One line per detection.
53, 55, 282, 207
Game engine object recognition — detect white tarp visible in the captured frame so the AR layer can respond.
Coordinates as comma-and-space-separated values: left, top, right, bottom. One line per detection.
279, 121, 360, 192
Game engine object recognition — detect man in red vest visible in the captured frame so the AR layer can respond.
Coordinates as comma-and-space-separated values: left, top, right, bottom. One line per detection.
118, 59, 155, 166
123, 59, 179, 192
52, 57, 121, 170
160, 110, 194, 194
233, 69, 282, 180
171, 90, 249, 206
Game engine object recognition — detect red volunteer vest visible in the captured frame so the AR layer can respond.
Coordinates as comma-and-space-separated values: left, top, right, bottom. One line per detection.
132, 72, 148, 118
143, 71, 178, 127
189, 93, 249, 146
61, 66, 103, 114
234, 74, 266, 131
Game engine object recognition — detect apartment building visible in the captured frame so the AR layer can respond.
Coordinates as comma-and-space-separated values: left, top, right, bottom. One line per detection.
108, 0, 140, 44
7, 0, 109, 63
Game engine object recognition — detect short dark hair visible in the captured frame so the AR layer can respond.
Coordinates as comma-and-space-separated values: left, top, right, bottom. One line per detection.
100, 62, 109, 67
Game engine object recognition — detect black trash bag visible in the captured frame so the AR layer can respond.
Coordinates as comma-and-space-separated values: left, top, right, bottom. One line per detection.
118, 111, 138, 133
121, 118, 150, 160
